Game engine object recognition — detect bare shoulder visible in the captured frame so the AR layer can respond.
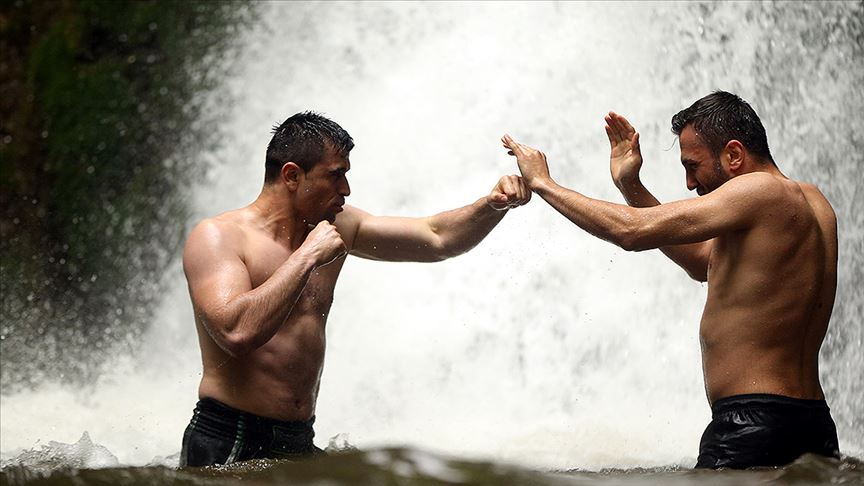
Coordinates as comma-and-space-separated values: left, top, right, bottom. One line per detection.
729, 171, 786, 192
714, 172, 787, 206
183, 211, 247, 269
796, 181, 837, 225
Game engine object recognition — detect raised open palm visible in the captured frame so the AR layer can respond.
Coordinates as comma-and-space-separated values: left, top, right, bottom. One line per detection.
605, 112, 642, 185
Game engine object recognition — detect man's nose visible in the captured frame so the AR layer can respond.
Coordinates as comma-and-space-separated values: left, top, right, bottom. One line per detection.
340, 178, 351, 197
686, 173, 699, 191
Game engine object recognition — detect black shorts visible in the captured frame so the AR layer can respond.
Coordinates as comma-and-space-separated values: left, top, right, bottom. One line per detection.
179, 398, 325, 467
696, 393, 840, 469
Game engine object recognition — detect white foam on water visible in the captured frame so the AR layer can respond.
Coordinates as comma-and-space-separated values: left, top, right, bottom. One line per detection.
2, 1, 862, 472
0, 432, 118, 471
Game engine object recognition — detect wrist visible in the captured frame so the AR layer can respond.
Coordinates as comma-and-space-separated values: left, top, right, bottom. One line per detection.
484, 196, 509, 212
293, 246, 321, 270
615, 175, 642, 191
528, 175, 554, 194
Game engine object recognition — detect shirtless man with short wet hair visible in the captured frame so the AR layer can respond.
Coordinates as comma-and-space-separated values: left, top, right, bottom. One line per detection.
502, 91, 840, 469
180, 112, 531, 467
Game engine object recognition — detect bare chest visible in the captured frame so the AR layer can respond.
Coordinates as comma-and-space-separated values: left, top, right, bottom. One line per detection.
243, 237, 343, 317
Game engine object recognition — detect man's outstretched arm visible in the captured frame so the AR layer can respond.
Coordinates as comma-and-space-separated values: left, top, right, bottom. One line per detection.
345, 175, 531, 262
501, 134, 780, 253
604, 112, 712, 281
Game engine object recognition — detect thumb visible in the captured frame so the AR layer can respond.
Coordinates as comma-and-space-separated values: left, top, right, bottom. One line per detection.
632, 132, 641, 153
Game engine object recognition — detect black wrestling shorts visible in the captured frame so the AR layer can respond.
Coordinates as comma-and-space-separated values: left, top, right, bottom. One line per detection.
696, 393, 840, 469
179, 398, 325, 467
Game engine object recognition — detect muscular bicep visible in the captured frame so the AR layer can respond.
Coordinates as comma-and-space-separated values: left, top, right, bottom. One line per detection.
345, 206, 445, 262
628, 173, 780, 250
182, 221, 252, 326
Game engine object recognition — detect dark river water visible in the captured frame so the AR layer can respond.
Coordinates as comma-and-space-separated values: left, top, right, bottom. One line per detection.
3, 448, 863, 486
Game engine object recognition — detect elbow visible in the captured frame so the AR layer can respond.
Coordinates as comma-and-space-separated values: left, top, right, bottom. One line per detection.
435, 246, 468, 261
426, 248, 464, 262
429, 236, 470, 261
203, 313, 256, 358
614, 217, 657, 252
686, 269, 708, 283
616, 229, 649, 252
617, 235, 640, 252
219, 331, 255, 358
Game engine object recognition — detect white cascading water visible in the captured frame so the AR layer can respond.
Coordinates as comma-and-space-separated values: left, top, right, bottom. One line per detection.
2, 2, 861, 471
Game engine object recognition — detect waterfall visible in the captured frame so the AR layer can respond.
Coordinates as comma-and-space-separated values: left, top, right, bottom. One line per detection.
2, 1, 861, 470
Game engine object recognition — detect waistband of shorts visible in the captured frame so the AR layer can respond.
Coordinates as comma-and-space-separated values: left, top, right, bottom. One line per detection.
195, 397, 316, 433
711, 393, 829, 415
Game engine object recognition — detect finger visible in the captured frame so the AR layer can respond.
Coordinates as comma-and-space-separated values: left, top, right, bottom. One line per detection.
605, 124, 616, 148
502, 134, 521, 155
514, 140, 534, 155
503, 134, 529, 157
513, 177, 531, 203
611, 112, 628, 142
632, 131, 641, 153
513, 175, 527, 203
516, 176, 529, 203
606, 113, 623, 144
615, 113, 636, 141
514, 175, 526, 201
501, 175, 518, 200
486, 191, 505, 208
501, 139, 517, 156
616, 112, 636, 134
506, 175, 523, 203
610, 111, 623, 131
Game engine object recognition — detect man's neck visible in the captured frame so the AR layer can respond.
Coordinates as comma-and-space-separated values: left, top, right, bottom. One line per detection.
739, 159, 786, 179
249, 186, 307, 250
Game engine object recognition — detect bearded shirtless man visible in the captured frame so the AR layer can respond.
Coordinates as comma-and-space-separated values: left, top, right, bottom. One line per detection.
502, 92, 840, 469
179, 112, 531, 466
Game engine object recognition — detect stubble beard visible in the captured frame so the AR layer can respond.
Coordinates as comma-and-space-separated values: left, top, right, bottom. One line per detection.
700, 157, 731, 195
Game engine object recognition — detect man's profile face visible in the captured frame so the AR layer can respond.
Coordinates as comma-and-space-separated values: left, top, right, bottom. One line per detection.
296, 144, 351, 224
678, 125, 729, 196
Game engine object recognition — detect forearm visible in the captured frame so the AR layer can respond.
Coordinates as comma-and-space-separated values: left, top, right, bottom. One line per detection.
616, 178, 709, 281
428, 197, 508, 258
532, 178, 641, 250
616, 177, 661, 208
214, 253, 317, 356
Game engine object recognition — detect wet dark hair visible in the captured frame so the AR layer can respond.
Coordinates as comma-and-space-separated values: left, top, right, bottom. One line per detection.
265, 111, 354, 183
671, 91, 774, 165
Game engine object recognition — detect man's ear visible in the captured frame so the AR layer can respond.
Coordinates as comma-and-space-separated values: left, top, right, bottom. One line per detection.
280, 162, 304, 190
724, 140, 745, 172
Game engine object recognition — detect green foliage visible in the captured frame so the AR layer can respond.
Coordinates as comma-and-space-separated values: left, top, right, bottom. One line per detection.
0, 0, 256, 389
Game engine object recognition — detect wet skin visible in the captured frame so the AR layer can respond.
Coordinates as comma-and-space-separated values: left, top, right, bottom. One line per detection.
183, 145, 531, 421
503, 115, 837, 404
